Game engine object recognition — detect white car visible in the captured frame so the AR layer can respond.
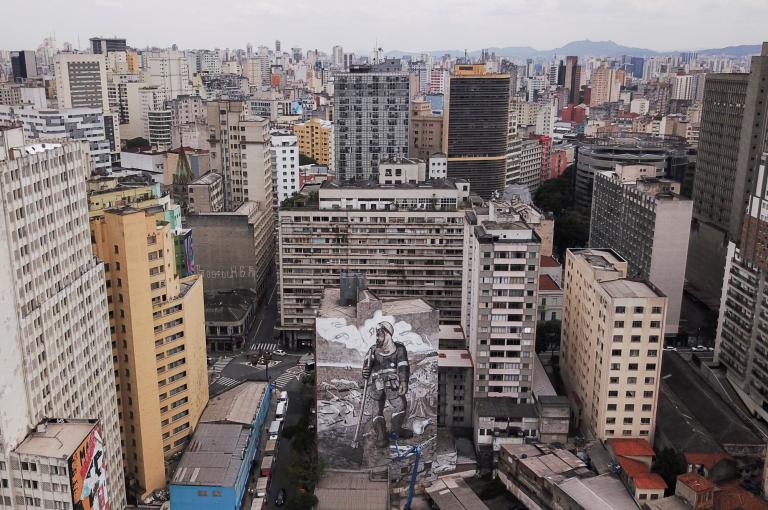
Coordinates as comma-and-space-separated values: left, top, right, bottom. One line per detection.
269, 433, 278, 441
692, 345, 706, 351
273, 349, 287, 356
663, 346, 677, 352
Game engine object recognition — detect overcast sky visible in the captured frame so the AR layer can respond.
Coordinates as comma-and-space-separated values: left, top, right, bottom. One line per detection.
3, 0, 766, 54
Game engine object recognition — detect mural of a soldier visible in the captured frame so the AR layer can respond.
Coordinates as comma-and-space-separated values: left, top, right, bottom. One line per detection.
362, 321, 413, 447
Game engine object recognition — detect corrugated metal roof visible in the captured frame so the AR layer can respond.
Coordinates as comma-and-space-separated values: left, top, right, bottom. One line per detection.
200, 381, 268, 425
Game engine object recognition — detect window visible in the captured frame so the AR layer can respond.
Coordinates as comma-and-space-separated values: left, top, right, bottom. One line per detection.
623, 417, 633, 424
608, 391, 618, 397
632, 320, 642, 328
649, 335, 659, 343
626, 391, 636, 398
613, 335, 623, 342
611, 349, 622, 356
630, 349, 640, 357
631, 335, 641, 342
610, 377, 620, 384
634, 306, 644, 313
646, 363, 656, 370
648, 350, 658, 356
643, 391, 653, 398
642, 404, 653, 411
614, 321, 624, 328
652, 306, 662, 314
606, 417, 616, 424
607, 404, 617, 411
611, 363, 621, 370
625, 404, 635, 411
615, 306, 626, 313
644, 377, 655, 384
650, 321, 661, 328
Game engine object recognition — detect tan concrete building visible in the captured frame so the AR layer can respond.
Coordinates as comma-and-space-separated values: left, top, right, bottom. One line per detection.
561, 248, 666, 443
207, 100, 272, 210
91, 207, 209, 497
293, 117, 333, 169
410, 98, 444, 160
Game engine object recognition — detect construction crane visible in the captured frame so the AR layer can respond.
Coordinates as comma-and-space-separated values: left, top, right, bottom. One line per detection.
391, 435, 436, 510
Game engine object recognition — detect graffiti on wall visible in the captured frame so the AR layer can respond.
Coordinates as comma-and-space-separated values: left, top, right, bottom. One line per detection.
69, 425, 109, 510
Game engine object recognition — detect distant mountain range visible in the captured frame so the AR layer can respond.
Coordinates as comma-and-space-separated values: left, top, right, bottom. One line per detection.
384, 40, 763, 59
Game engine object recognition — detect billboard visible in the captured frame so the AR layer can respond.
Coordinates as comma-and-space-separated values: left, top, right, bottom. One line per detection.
316, 298, 439, 485
69, 424, 109, 510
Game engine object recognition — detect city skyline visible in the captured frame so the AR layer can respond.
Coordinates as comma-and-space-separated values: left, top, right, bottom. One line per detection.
2, 0, 766, 54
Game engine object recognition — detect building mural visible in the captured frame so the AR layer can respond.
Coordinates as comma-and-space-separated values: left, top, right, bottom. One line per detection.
316, 299, 439, 485
69, 425, 109, 510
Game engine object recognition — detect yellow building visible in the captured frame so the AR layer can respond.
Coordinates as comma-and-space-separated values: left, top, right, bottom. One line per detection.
90, 207, 209, 497
293, 117, 333, 167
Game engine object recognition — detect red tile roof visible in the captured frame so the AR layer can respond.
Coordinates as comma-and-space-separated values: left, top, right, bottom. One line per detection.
677, 472, 714, 492
684, 452, 734, 470
539, 255, 561, 268
539, 274, 561, 291
608, 438, 656, 458
616, 456, 668, 490
714, 482, 768, 510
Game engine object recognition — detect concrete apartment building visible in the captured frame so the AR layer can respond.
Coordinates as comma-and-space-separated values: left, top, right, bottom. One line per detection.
188, 171, 224, 213
0, 130, 126, 508
410, 97, 444, 160
277, 178, 471, 345
589, 64, 621, 106
561, 249, 667, 443
0, 104, 113, 173
333, 65, 410, 180
445, 64, 511, 199
688, 43, 768, 310
519, 138, 543, 192
590, 165, 692, 335
270, 129, 299, 207
716, 155, 768, 423
140, 50, 193, 102
187, 201, 274, 297
90, 206, 209, 497
462, 200, 541, 405
54, 52, 121, 166
293, 117, 333, 169
207, 100, 273, 210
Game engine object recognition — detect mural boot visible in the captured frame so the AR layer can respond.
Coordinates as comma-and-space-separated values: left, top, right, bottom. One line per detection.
373, 418, 388, 448
391, 413, 413, 439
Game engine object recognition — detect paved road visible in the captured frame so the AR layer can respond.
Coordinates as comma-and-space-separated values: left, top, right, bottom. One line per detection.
263, 376, 307, 510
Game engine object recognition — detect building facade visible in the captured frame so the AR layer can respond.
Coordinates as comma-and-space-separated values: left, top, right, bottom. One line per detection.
410, 98, 444, 160
333, 65, 409, 180
278, 179, 470, 344
0, 131, 126, 508
445, 64, 510, 199
270, 129, 299, 207
590, 166, 692, 335
561, 249, 666, 443
293, 117, 333, 169
519, 139, 543, 192
207, 100, 273, 210
90, 207, 209, 497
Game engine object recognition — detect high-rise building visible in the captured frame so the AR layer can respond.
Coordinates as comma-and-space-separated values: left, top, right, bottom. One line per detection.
561, 248, 667, 443
10, 50, 38, 82
270, 129, 299, 207
462, 200, 541, 403
563, 56, 581, 104
90, 205, 209, 497
90, 37, 127, 55
207, 100, 273, 210
332, 45, 344, 67
688, 43, 768, 309
0, 129, 126, 508
277, 179, 471, 346
445, 64, 510, 198
716, 154, 768, 419
53, 52, 121, 166
0, 105, 113, 173
333, 65, 409, 181
410, 97, 444, 160
141, 50, 193, 102
589, 64, 621, 106
519, 138, 543, 192
293, 117, 334, 169
590, 165, 693, 335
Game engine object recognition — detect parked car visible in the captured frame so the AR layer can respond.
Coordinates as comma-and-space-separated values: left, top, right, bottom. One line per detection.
693, 345, 707, 351
663, 346, 677, 352
273, 349, 287, 356
275, 488, 286, 506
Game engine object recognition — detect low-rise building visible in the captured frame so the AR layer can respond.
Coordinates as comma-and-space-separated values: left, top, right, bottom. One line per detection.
606, 438, 667, 505
170, 382, 272, 510
204, 289, 259, 352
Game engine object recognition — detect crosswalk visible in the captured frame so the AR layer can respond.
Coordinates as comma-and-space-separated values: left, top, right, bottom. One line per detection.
273, 366, 304, 389
211, 356, 234, 373
250, 342, 278, 352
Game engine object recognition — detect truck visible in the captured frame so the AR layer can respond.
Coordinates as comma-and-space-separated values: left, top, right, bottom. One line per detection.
260, 456, 274, 477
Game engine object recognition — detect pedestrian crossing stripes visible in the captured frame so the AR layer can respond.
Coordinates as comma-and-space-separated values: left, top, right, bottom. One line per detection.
211, 356, 234, 373
251, 342, 277, 352
273, 366, 304, 389
212, 376, 240, 390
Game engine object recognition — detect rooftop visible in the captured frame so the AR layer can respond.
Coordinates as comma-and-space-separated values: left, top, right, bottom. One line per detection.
714, 480, 768, 510
200, 381, 269, 426
314, 470, 389, 510
540, 255, 561, 268
539, 274, 561, 292
676, 472, 714, 492
425, 474, 490, 510
684, 452, 734, 470
204, 289, 258, 323
599, 279, 663, 299
14, 421, 96, 458
557, 474, 639, 510
320, 178, 466, 192
608, 438, 656, 458
532, 355, 558, 398
171, 423, 248, 487
190, 171, 222, 186
474, 398, 537, 420
318, 288, 434, 322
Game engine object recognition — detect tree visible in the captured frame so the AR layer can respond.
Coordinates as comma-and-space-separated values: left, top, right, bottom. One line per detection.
553, 209, 590, 258
285, 491, 319, 510
123, 137, 150, 151
536, 319, 561, 353
652, 448, 687, 495
299, 153, 318, 166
